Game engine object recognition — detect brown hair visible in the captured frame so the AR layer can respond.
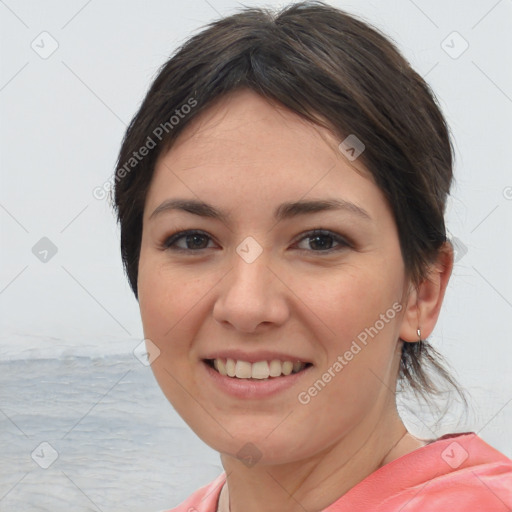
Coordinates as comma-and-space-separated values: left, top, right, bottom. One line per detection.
112, 1, 463, 403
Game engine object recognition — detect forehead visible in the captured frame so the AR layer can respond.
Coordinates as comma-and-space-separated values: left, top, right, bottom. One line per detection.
144, 89, 387, 223
162, 90, 340, 169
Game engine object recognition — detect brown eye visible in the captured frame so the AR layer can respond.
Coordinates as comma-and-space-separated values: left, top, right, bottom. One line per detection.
161, 230, 215, 251
160, 228, 350, 254
295, 229, 350, 253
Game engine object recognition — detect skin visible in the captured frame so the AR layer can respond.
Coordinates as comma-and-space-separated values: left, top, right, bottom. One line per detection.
137, 88, 454, 512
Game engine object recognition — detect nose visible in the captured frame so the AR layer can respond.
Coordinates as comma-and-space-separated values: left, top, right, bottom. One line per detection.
212, 248, 289, 333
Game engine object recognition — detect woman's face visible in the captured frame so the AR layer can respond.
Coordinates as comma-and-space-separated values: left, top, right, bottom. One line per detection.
138, 89, 410, 464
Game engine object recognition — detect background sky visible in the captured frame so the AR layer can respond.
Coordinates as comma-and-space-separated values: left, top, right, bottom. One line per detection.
1, 0, 511, 454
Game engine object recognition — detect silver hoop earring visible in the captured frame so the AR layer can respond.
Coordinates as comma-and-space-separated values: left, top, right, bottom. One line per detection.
417, 328, 422, 342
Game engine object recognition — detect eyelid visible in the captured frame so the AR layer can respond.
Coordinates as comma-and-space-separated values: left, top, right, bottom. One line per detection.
160, 229, 216, 252
159, 228, 352, 254
293, 229, 351, 252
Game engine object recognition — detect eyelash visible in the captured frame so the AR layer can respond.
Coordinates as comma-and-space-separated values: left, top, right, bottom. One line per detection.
159, 229, 351, 255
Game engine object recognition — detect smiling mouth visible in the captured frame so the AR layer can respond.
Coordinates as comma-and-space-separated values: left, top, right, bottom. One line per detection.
204, 358, 313, 380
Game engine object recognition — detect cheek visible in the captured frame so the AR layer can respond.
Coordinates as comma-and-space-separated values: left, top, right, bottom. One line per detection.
137, 257, 206, 416
137, 255, 202, 357
296, 261, 404, 398
297, 263, 401, 343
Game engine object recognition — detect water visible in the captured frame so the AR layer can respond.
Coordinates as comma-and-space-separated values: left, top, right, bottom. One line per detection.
0, 354, 223, 511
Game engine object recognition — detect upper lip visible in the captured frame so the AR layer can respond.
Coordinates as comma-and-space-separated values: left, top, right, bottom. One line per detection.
202, 349, 312, 364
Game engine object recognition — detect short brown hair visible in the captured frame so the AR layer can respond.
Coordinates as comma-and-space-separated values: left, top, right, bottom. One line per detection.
112, 1, 462, 403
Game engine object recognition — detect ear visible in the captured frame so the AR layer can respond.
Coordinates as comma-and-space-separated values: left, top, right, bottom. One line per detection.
399, 241, 454, 342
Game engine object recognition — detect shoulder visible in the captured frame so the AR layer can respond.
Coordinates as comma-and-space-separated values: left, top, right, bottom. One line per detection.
408, 435, 512, 511
162, 472, 226, 512
393, 433, 512, 510
329, 433, 512, 512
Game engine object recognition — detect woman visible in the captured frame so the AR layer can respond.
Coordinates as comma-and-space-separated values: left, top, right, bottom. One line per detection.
112, 2, 512, 510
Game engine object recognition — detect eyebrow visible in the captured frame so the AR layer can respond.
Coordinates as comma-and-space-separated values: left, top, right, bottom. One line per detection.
149, 197, 371, 223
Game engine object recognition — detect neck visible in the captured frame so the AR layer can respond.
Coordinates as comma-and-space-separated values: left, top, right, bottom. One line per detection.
219, 405, 423, 512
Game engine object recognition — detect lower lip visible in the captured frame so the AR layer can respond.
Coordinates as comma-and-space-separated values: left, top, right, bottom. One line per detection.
201, 360, 313, 399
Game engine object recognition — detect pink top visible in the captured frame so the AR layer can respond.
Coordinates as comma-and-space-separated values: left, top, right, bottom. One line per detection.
166, 433, 512, 511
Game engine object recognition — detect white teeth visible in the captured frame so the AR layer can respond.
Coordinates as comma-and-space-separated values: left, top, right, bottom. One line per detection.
226, 358, 236, 377
217, 359, 227, 376
210, 358, 307, 379
269, 359, 282, 377
282, 361, 293, 376
251, 361, 270, 379
235, 360, 252, 378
